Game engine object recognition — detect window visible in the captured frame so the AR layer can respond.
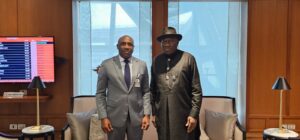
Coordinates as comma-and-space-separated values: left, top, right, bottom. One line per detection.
73, 0, 152, 95
168, 0, 247, 124
72, 0, 247, 125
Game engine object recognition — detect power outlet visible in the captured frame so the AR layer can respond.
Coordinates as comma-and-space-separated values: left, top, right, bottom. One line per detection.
288, 124, 296, 130
9, 124, 18, 130
17, 124, 26, 130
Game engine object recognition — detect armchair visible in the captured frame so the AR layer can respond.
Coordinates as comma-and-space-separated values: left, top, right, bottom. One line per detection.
199, 96, 246, 140
61, 95, 155, 140
61, 95, 99, 140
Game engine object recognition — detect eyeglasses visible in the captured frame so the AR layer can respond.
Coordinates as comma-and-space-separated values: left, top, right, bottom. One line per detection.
161, 38, 178, 45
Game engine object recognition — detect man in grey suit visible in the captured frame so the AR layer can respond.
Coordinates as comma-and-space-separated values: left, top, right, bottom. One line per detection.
96, 35, 151, 140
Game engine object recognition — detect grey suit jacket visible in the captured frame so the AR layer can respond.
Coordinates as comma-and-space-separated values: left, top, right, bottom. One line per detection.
96, 56, 151, 127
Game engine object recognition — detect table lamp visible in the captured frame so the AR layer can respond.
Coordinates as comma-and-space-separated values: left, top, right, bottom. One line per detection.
28, 76, 46, 131
272, 76, 291, 133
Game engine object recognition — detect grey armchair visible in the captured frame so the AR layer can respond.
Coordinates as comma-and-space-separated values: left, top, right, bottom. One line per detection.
61, 95, 98, 140
61, 95, 155, 140
199, 96, 246, 140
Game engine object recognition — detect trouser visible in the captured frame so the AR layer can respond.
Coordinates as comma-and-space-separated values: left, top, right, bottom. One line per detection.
108, 115, 143, 140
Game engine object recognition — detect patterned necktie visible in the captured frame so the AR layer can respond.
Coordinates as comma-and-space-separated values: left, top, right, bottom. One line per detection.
124, 59, 130, 89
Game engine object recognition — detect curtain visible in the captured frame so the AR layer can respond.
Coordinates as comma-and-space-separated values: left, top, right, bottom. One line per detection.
72, 0, 152, 96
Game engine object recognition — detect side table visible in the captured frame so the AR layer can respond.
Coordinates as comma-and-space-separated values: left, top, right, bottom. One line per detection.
21, 125, 54, 140
263, 128, 299, 140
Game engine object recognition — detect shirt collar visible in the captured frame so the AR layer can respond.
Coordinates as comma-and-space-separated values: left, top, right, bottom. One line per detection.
118, 55, 132, 63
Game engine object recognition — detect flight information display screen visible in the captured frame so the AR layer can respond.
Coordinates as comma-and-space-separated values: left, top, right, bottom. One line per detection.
0, 37, 54, 83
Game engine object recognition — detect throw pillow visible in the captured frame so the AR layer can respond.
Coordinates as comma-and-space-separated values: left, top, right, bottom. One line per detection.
66, 109, 96, 140
89, 114, 106, 140
205, 109, 237, 140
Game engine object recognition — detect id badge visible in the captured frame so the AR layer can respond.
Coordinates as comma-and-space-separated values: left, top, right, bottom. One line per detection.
135, 79, 141, 87
135, 74, 141, 87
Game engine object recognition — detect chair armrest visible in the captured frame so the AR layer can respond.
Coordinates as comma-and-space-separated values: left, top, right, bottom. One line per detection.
143, 124, 157, 140
199, 120, 245, 140
0, 132, 21, 140
61, 124, 71, 140
234, 121, 246, 140
199, 125, 210, 140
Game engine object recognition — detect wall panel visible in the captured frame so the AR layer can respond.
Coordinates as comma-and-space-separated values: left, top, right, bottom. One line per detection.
247, 0, 300, 138
0, 0, 72, 138
18, 0, 73, 115
289, 0, 300, 116
247, 0, 288, 116
152, 0, 168, 57
0, 0, 18, 35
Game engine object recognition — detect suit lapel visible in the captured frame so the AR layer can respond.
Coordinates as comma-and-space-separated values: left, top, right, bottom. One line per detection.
112, 56, 127, 91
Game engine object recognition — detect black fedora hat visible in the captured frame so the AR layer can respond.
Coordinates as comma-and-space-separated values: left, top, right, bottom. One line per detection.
157, 27, 182, 42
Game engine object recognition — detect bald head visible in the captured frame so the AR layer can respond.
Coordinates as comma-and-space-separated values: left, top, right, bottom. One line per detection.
117, 35, 134, 59
117, 35, 134, 46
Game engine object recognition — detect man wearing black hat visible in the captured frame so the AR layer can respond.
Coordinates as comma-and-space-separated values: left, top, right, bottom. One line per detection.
150, 27, 202, 140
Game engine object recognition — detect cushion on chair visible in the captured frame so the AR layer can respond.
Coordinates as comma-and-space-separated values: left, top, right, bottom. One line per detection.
66, 109, 96, 140
89, 114, 106, 140
204, 109, 237, 140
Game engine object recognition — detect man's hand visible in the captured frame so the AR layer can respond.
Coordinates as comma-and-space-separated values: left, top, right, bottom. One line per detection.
185, 116, 197, 133
101, 118, 113, 133
151, 115, 157, 128
141, 115, 150, 130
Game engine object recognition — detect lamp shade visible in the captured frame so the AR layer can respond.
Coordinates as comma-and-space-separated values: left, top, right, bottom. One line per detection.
28, 76, 46, 89
272, 76, 291, 90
